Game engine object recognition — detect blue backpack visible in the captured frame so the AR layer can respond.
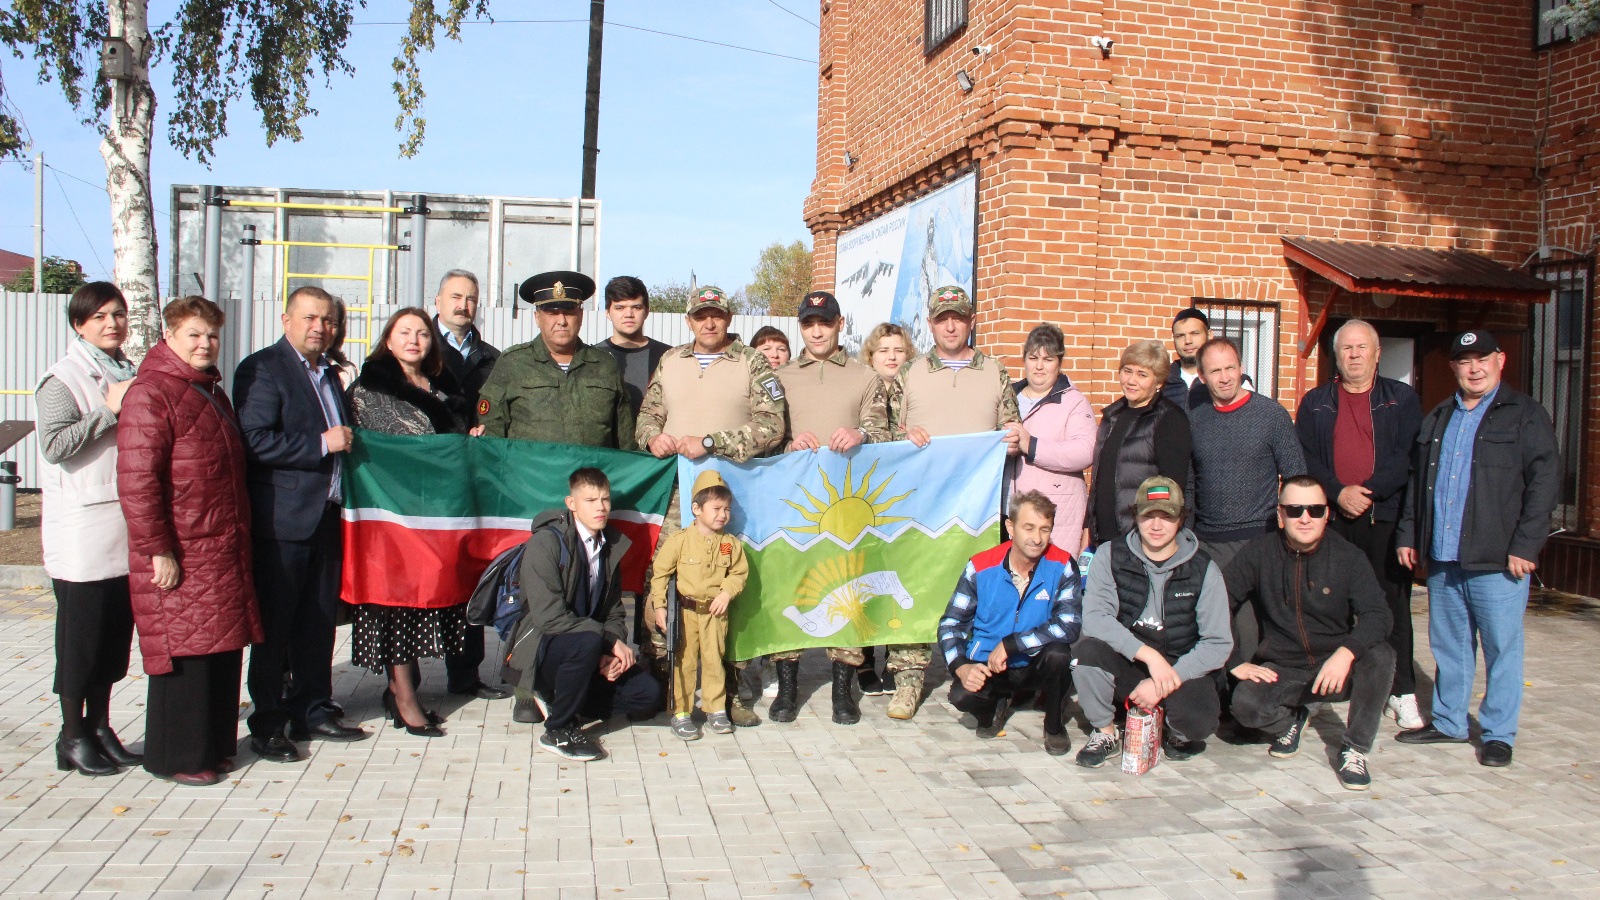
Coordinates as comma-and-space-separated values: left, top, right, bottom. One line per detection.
466, 524, 568, 640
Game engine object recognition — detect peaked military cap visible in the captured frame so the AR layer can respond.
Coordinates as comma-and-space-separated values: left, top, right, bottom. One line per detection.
519, 270, 596, 309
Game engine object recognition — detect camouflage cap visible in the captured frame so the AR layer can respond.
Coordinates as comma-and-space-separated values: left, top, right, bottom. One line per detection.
687, 286, 733, 315
1134, 476, 1184, 519
928, 285, 973, 317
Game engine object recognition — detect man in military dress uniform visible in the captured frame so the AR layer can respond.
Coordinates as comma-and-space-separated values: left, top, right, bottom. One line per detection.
476, 271, 635, 450
474, 270, 636, 725
635, 285, 787, 726
887, 285, 1023, 719
766, 290, 891, 725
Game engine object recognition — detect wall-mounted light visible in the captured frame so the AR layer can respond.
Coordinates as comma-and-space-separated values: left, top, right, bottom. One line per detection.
844, 150, 857, 169
955, 70, 974, 92
1090, 35, 1114, 58
1371, 292, 1397, 309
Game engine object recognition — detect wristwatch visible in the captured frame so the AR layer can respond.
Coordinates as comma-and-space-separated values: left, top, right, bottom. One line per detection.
702, 435, 716, 451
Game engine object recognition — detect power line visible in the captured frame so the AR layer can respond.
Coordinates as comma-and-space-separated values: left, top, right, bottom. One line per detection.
762, 0, 818, 29
50, 168, 109, 275
350, 17, 815, 64
45, 163, 171, 219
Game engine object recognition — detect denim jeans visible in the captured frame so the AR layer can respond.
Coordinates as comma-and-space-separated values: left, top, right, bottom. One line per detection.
1426, 560, 1530, 745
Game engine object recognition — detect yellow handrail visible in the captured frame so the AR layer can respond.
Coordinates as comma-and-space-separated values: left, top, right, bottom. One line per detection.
226, 200, 407, 214
0, 389, 32, 395
264, 240, 399, 350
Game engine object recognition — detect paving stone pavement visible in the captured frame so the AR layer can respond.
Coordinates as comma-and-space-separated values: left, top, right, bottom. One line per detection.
0, 584, 1596, 900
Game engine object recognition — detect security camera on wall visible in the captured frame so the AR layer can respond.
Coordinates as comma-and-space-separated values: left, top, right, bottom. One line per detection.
970, 44, 992, 56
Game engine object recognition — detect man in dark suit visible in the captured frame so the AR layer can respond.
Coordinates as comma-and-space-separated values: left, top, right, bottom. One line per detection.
234, 285, 370, 762
430, 269, 511, 701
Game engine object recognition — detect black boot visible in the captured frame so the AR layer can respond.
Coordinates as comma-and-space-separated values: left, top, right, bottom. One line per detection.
831, 661, 861, 725
768, 659, 801, 722
91, 724, 143, 767
56, 736, 117, 776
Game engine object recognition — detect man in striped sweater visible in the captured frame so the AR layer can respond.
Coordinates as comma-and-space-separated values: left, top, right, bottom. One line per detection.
936, 491, 1081, 756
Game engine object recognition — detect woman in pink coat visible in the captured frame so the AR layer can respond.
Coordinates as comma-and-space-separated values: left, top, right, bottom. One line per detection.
1006, 324, 1097, 554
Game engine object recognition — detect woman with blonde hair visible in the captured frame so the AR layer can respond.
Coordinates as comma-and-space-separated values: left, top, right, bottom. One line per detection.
1088, 339, 1192, 544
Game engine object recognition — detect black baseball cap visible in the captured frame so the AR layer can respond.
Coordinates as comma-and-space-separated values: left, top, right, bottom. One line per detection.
1450, 330, 1501, 359
797, 290, 842, 322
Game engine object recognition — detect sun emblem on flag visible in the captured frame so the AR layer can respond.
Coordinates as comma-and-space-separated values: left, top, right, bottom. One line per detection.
783, 460, 912, 543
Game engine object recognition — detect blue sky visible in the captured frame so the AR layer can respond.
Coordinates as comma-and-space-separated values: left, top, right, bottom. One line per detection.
0, 0, 819, 289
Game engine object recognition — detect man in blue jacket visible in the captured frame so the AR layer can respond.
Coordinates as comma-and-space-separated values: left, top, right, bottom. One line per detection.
1396, 331, 1560, 767
937, 491, 1081, 756
1296, 319, 1423, 729
234, 286, 371, 762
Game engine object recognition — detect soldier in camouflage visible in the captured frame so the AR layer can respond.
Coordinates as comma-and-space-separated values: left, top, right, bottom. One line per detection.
765, 291, 891, 725
884, 285, 1023, 720
635, 285, 787, 726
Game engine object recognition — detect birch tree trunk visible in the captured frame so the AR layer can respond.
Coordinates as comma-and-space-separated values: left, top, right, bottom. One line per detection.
99, 0, 160, 360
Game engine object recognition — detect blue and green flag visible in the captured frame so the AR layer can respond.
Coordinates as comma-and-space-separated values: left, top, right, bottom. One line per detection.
678, 433, 1006, 659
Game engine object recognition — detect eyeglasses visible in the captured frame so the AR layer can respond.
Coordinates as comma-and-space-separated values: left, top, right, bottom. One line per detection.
1279, 504, 1329, 519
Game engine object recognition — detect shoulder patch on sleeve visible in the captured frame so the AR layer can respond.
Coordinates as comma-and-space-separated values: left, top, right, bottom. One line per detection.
759, 373, 785, 400
477, 398, 491, 416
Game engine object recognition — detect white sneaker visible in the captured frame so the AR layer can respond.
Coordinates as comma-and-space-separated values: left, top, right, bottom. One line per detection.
1388, 694, 1423, 730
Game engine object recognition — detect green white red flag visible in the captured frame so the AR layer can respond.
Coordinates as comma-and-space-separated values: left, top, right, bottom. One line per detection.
340, 431, 676, 608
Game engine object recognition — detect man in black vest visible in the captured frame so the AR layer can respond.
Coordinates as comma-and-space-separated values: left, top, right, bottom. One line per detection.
1072, 477, 1233, 768
1226, 476, 1394, 791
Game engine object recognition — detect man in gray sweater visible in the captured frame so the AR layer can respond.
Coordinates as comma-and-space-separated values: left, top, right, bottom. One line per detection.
1187, 337, 1306, 570
1072, 477, 1233, 767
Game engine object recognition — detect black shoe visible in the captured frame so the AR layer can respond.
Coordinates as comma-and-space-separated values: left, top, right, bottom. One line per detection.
1396, 724, 1469, 745
540, 727, 606, 762
382, 690, 444, 726
288, 718, 371, 743
769, 659, 801, 723
831, 660, 861, 725
1044, 731, 1071, 756
975, 696, 1009, 740
1337, 745, 1372, 790
1163, 736, 1206, 761
56, 736, 117, 776
91, 725, 143, 767
1269, 707, 1311, 759
382, 693, 446, 736
1478, 740, 1514, 767
1076, 730, 1121, 768
857, 666, 886, 696
513, 697, 545, 724
251, 733, 302, 763
449, 680, 512, 700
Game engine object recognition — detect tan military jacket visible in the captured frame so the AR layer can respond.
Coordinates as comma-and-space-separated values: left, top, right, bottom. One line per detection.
892, 349, 1021, 438
647, 526, 749, 610
776, 349, 892, 445
635, 341, 787, 462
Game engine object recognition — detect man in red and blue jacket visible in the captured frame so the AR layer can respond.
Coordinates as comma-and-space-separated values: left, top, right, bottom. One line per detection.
937, 491, 1081, 756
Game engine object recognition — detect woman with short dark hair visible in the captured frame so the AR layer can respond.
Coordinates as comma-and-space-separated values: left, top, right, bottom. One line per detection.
750, 325, 791, 370
118, 296, 263, 786
347, 307, 472, 736
36, 282, 141, 776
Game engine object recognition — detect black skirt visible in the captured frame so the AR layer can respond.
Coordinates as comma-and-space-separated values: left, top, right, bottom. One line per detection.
52, 577, 134, 696
350, 603, 467, 671
144, 650, 243, 777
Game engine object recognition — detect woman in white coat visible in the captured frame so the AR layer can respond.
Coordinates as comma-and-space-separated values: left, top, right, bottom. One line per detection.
35, 282, 141, 776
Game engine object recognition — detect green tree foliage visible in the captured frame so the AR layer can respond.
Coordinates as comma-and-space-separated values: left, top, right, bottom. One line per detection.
648, 280, 694, 315
5, 255, 87, 293
744, 240, 813, 316
1545, 0, 1600, 39
0, 0, 492, 164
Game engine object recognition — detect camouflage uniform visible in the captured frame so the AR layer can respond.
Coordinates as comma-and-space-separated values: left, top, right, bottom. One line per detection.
881, 285, 1021, 718
633, 287, 787, 725
476, 338, 635, 448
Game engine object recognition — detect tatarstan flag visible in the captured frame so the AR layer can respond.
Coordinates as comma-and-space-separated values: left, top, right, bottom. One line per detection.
341, 431, 676, 608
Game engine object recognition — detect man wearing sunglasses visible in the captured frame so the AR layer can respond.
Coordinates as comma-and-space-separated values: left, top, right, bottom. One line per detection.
1395, 330, 1560, 768
1225, 476, 1395, 791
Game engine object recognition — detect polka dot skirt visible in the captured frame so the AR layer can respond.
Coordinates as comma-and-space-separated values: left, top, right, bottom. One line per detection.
350, 603, 468, 671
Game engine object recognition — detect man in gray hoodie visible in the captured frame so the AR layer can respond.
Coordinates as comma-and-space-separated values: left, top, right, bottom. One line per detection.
1072, 477, 1233, 767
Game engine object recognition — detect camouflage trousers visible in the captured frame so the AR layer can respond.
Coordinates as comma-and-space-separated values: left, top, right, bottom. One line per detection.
881, 644, 931, 673
769, 647, 865, 667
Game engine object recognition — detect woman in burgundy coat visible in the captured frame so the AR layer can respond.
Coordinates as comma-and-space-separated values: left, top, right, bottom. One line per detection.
117, 297, 264, 786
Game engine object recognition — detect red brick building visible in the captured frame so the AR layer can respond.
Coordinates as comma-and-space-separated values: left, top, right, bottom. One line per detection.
805, 0, 1600, 595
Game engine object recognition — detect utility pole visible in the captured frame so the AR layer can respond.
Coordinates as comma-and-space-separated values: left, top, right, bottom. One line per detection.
581, 0, 604, 199
33, 152, 43, 297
